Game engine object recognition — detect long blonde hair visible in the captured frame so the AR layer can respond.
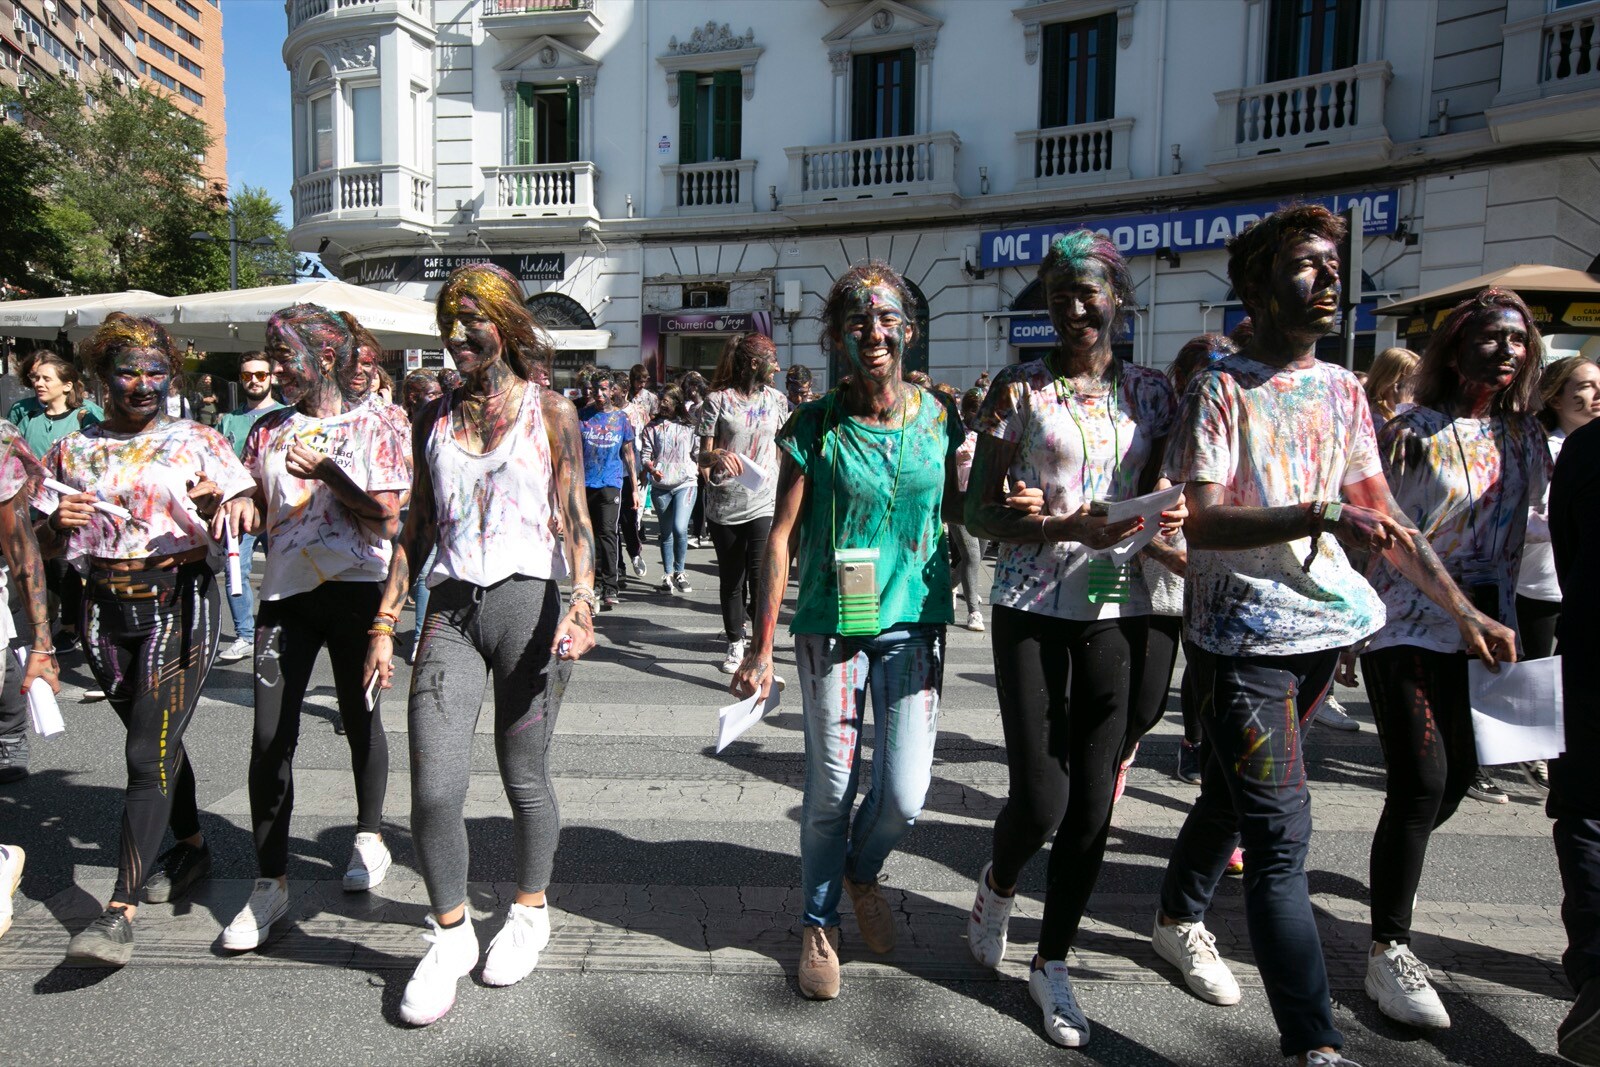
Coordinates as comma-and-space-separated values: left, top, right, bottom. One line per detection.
1365, 346, 1420, 425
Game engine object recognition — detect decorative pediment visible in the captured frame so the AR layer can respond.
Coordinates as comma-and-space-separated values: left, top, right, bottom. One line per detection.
656, 23, 764, 107
494, 34, 601, 82
822, 0, 942, 54
1012, 0, 1137, 64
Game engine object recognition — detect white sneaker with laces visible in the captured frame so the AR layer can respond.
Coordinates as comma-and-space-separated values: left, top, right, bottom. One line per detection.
399, 914, 480, 1026
0, 844, 24, 941
632, 555, 647, 577
343, 832, 391, 892
659, 576, 675, 594
967, 861, 1014, 968
1313, 696, 1361, 731
222, 878, 290, 951
964, 610, 985, 632
720, 638, 746, 675
1306, 1051, 1367, 1066
1151, 915, 1241, 1005
1029, 959, 1090, 1047
216, 638, 252, 664
481, 902, 552, 987
1365, 941, 1451, 1028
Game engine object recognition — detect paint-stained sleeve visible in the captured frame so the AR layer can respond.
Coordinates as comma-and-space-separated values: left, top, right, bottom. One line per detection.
694, 391, 721, 440
1343, 380, 1384, 486
364, 410, 412, 494
1164, 367, 1233, 486
776, 401, 825, 477
1135, 366, 1179, 440
195, 424, 260, 501
0, 422, 43, 504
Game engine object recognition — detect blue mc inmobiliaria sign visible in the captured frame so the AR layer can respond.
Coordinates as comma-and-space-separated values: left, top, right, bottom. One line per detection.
980, 189, 1399, 270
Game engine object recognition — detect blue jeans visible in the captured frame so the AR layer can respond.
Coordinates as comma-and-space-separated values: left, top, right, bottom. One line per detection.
226, 532, 257, 642
411, 545, 437, 647
797, 624, 944, 928
1159, 643, 1342, 1057
652, 483, 695, 575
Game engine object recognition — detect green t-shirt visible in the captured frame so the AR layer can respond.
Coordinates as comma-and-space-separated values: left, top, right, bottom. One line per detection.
217, 402, 287, 458
778, 387, 961, 636
7, 397, 104, 459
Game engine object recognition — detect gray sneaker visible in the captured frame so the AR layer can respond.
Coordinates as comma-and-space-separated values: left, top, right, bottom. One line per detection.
0, 732, 29, 784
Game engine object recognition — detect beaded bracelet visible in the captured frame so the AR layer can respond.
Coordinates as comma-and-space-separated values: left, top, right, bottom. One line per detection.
368, 624, 396, 638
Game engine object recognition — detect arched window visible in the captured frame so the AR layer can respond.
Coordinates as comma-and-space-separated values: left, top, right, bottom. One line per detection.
301, 58, 335, 175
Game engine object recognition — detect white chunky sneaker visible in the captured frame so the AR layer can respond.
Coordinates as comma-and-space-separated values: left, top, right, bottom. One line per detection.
1306, 1052, 1367, 1066
720, 638, 746, 675
1151, 915, 1241, 1005
966, 862, 1014, 968
1313, 695, 1361, 732
481, 902, 552, 987
1029, 960, 1090, 1047
215, 637, 252, 664
1366, 941, 1451, 1028
221, 878, 290, 951
399, 915, 479, 1026
343, 832, 391, 892
964, 610, 985, 632
0, 844, 24, 941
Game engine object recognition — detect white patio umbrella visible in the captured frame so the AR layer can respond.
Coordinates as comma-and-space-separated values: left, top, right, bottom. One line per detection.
0, 290, 168, 340
75, 280, 444, 350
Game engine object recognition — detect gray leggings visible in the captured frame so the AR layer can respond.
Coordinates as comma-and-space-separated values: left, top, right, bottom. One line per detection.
950, 522, 987, 607
408, 574, 571, 913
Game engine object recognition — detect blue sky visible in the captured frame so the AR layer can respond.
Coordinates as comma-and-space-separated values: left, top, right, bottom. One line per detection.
223, 1, 294, 221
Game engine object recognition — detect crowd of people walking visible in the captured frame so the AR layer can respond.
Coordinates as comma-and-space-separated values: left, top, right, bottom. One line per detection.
0, 205, 1597, 1066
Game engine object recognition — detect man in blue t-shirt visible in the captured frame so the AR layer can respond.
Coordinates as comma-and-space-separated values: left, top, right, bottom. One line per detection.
579, 368, 636, 607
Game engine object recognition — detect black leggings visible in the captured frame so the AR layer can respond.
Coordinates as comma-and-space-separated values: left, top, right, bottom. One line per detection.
1517, 594, 1561, 660
1127, 614, 1199, 751
620, 471, 643, 558
249, 580, 389, 879
81, 562, 220, 906
586, 486, 621, 598
1362, 644, 1479, 945
46, 556, 82, 634
709, 515, 771, 641
989, 606, 1145, 958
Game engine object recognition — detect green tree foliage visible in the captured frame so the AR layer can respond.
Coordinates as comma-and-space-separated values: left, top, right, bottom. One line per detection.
0, 121, 67, 296
225, 185, 298, 289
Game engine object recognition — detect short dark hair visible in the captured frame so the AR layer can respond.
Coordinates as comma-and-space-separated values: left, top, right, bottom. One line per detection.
1227, 204, 1347, 320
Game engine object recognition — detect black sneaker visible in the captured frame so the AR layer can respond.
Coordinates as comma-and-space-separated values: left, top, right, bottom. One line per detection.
0, 731, 28, 785
1562, 977, 1600, 1066
53, 630, 80, 655
142, 841, 213, 903
1467, 770, 1509, 804
65, 906, 134, 967
1521, 760, 1550, 791
1174, 739, 1202, 786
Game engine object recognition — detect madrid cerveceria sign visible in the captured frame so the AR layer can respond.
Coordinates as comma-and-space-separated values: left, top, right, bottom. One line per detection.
353, 253, 566, 285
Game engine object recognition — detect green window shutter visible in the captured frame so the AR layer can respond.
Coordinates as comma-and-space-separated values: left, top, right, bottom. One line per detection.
565, 82, 580, 161
678, 71, 699, 163
1094, 12, 1116, 122
515, 83, 535, 165
851, 53, 873, 139
1333, 0, 1360, 70
1266, 0, 1296, 82
896, 47, 915, 135
712, 70, 741, 160
1040, 22, 1065, 128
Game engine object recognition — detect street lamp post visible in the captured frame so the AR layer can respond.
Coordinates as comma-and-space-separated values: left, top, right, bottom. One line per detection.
190, 211, 276, 290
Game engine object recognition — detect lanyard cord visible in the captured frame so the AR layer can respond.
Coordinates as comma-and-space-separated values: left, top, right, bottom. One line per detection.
829, 388, 910, 555
1447, 413, 1507, 563
1053, 360, 1123, 499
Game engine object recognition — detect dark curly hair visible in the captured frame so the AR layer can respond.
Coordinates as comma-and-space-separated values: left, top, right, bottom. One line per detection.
79, 313, 184, 383
1226, 203, 1347, 321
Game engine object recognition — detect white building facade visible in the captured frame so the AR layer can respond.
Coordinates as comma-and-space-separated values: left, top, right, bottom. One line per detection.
282, 0, 1600, 386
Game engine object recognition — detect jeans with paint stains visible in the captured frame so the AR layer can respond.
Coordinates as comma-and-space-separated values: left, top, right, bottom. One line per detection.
797, 624, 944, 929
1158, 642, 1342, 1058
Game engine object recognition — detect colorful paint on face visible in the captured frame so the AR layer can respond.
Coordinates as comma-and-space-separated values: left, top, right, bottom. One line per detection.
441, 295, 503, 377
1045, 261, 1117, 356
264, 321, 325, 407
1264, 236, 1341, 338
840, 283, 910, 384
341, 344, 380, 397
1456, 309, 1529, 395
104, 347, 171, 425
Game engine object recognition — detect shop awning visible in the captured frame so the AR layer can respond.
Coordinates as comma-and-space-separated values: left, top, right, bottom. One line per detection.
1377, 264, 1600, 335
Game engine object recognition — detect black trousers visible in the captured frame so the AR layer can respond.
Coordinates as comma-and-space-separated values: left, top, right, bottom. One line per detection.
249, 580, 389, 878
620, 471, 644, 559
1517, 594, 1561, 660
45, 556, 82, 634
988, 607, 1144, 958
708, 515, 771, 641
1552, 621, 1600, 992
0, 578, 28, 740
1361, 644, 1479, 945
1128, 614, 1199, 750
586, 486, 622, 598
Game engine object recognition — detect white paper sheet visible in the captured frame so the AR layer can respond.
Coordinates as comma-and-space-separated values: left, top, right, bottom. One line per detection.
731, 455, 769, 492
42, 477, 132, 521
225, 518, 243, 597
1094, 483, 1186, 566
16, 648, 63, 738
1468, 656, 1565, 765
715, 684, 782, 753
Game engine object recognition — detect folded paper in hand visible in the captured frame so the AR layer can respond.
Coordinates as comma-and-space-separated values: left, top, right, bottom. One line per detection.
1093, 483, 1186, 566
1468, 656, 1564, 766
731, 455, 769, 492
715, 684, 781, 753
16, 648, 63, 738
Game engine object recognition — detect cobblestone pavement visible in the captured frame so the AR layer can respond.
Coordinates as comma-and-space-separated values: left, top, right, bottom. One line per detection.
0, 537, 1575, 1066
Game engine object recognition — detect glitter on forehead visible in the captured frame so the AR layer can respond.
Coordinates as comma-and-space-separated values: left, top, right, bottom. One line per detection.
266, 303, 353, 358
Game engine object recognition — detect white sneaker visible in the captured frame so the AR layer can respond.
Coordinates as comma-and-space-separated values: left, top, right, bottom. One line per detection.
720, 638, 746, 675
632, 555, 647, 577
964, 610, 985, 632
399, 914, 480, 1026
0, 844, 24, 940
672, 572, 694, 594
1365, 941, 1451, 1028
481, 902, 552, 987
222, 878, 290, 951
659, 576, 675, 594
1313, 696, 1361, 732
967, 861, 1014, 968
216, 638, 252, 664
1306, 1054, 1367, 1067
1029, 960, 1090, 1047
1151, 915, 1241, 1005
343, 832, 391, 892
82, 688, 106, 702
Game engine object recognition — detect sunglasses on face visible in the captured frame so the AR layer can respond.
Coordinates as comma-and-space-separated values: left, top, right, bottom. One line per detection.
241, 371, 273, 383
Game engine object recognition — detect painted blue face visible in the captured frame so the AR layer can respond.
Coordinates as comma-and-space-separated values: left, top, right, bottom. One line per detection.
840, 284, 912, 384
104, 346, 171, 423
1457, 308, 1529, 394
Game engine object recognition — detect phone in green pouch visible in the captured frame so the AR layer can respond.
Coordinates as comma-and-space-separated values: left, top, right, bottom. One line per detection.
835, 547, 881, 636
1085, 557, 1132, 605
